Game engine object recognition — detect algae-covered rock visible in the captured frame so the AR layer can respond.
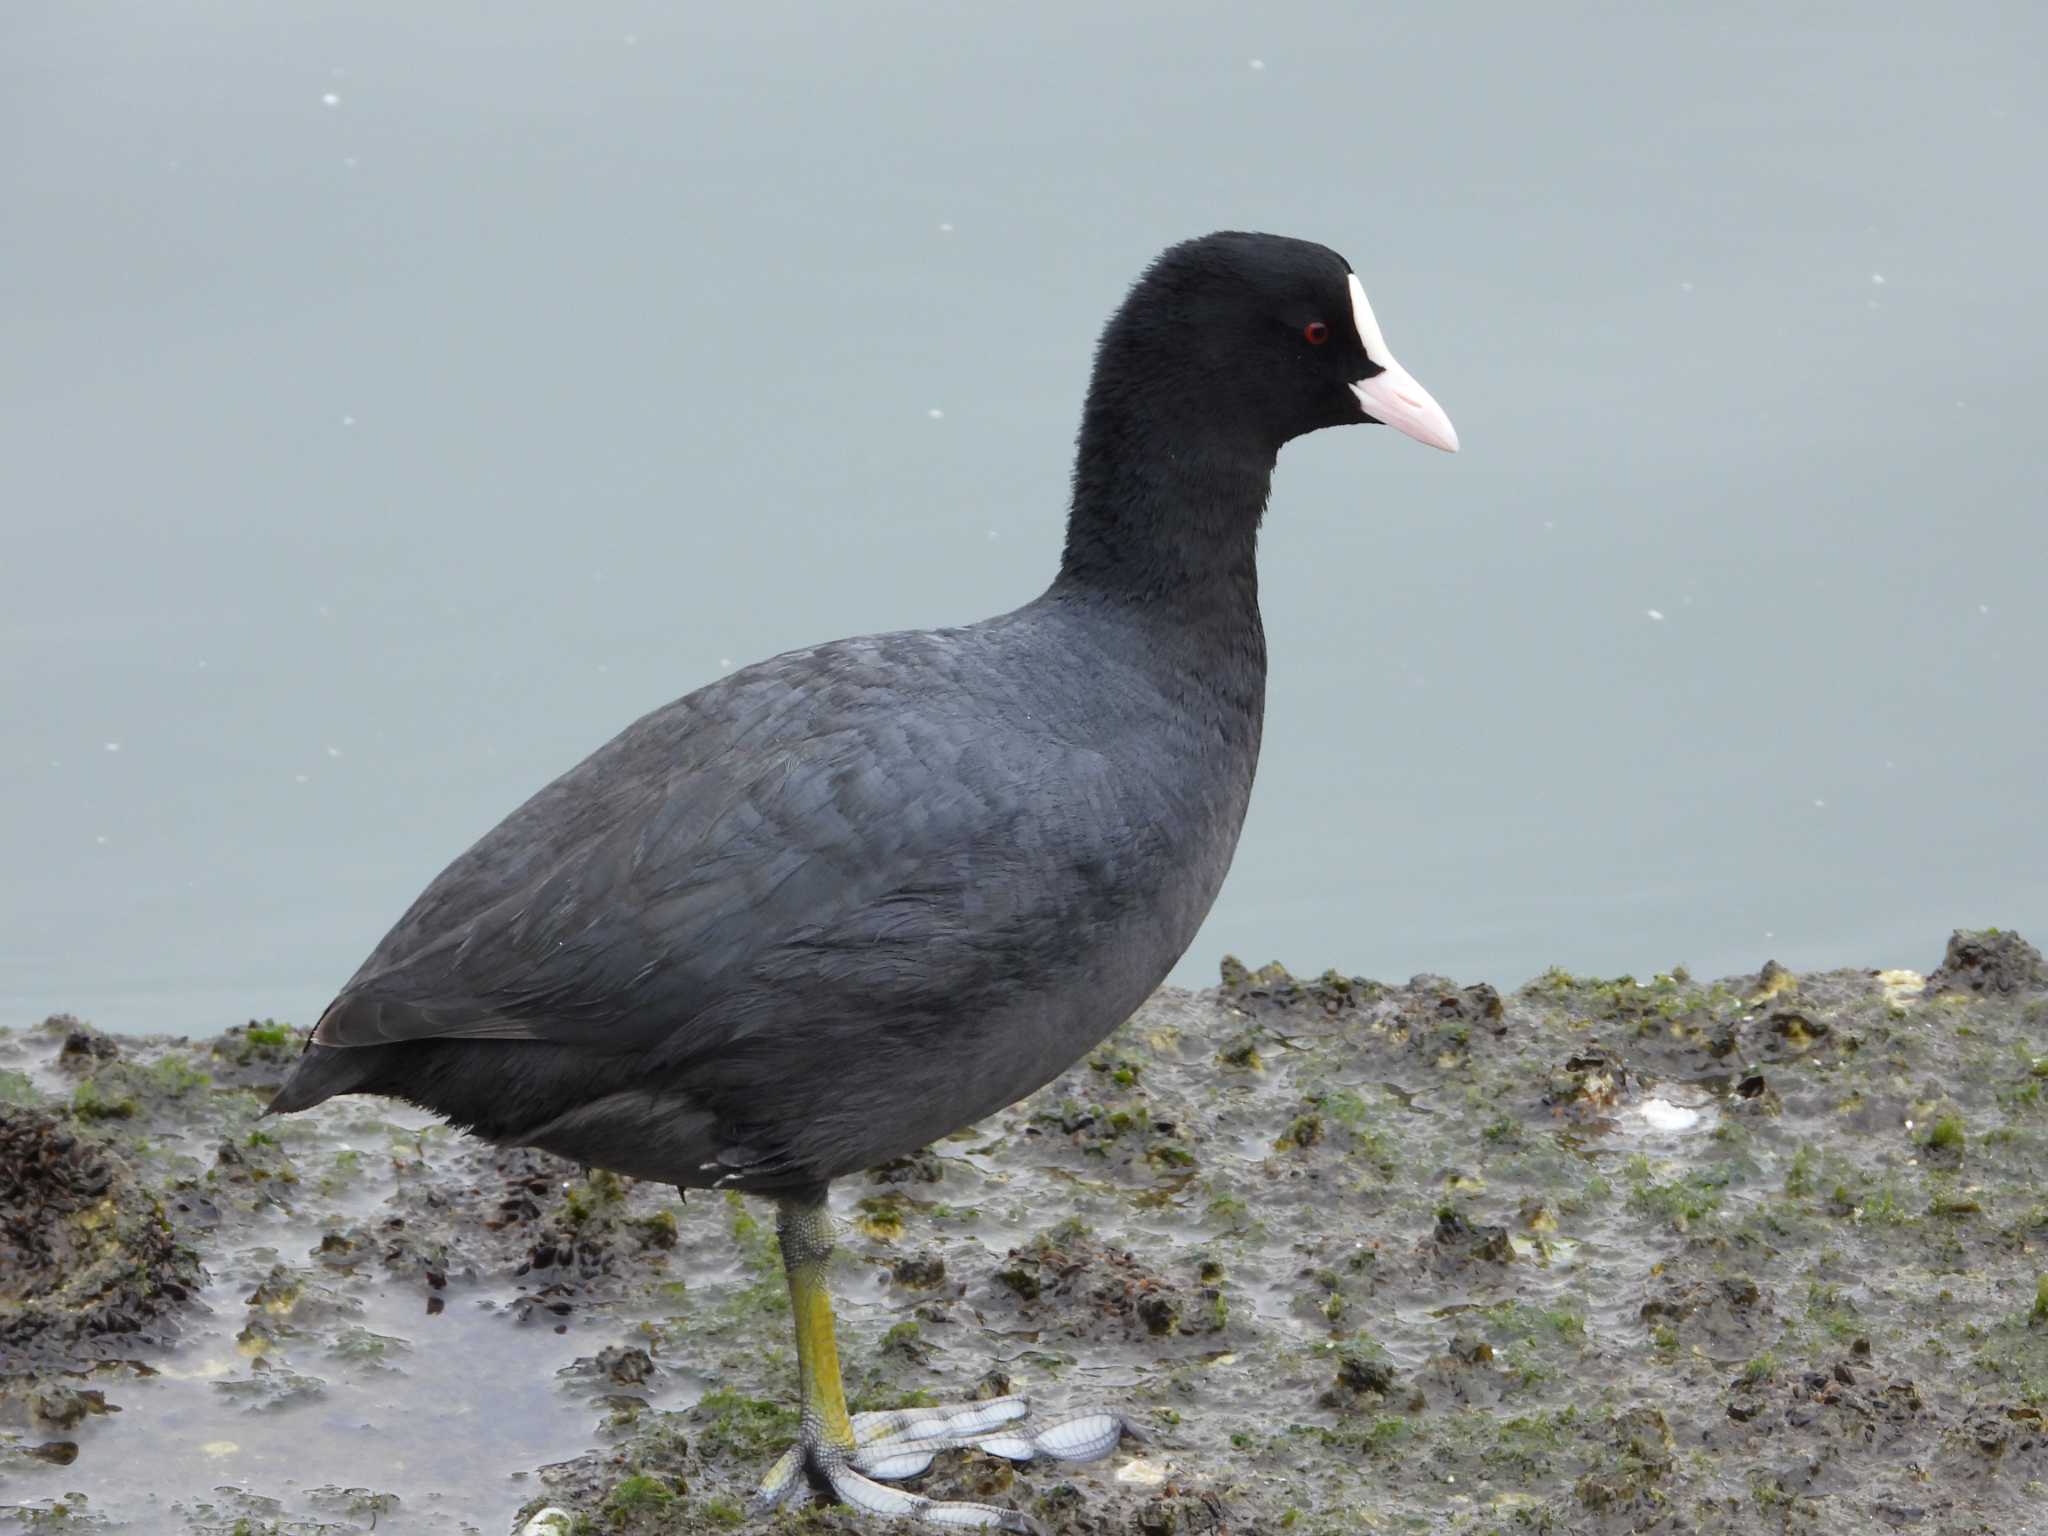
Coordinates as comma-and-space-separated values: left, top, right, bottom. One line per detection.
10, 930, 2048, 1535
1929, 926, 2048, 996
0, 1105, 199, 1366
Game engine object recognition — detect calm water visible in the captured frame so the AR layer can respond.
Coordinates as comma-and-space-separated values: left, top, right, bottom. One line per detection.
4, 1, 2044, 1037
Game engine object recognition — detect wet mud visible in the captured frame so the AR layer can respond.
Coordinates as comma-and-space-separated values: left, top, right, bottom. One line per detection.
3, 929, 2046, 1535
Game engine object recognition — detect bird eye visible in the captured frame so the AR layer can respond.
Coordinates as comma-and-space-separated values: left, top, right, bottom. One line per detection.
1303, 321, 1330, 346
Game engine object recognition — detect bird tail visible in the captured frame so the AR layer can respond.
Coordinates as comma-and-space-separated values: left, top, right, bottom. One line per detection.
265, 1041, 379, 1116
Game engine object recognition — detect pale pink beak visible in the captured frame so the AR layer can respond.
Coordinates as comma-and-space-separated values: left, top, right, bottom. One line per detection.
1345, 272, 1460, 453
1351, 362, 1460, 453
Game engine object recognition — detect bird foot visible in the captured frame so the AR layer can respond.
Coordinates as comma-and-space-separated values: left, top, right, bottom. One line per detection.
748, 1395, 1128, 1530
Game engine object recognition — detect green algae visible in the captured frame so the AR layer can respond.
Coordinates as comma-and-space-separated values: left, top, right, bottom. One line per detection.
602, 1473, 677, 1514
687, 1388, 800, 1463
1925, 1112, 1967, 1151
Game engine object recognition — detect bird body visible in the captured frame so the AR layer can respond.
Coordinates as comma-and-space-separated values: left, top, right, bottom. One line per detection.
281, 589, 1263, 1194
270, 230, 1457, 1529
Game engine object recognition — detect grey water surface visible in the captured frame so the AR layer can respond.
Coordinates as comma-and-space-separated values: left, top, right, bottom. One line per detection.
4, 0, 2044, 1036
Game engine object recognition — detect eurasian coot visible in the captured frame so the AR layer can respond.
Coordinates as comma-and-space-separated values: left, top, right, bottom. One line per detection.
271, 231, 1457, 1530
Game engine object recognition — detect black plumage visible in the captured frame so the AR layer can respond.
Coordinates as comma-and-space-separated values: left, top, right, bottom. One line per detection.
271, 230, 1458, 1528
272, 230, 1454, 1204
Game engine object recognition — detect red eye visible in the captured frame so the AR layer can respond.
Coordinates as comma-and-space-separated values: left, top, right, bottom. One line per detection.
1303, 321, 1330, 345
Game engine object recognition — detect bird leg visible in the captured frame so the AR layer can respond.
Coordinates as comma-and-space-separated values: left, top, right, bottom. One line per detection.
748, 1195, 1125, 1532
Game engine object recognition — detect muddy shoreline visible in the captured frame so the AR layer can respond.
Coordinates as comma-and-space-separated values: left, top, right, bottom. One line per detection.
4, 930, 2045, 1535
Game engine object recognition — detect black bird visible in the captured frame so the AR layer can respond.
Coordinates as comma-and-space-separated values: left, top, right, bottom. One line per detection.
270, 231, 1457, 1529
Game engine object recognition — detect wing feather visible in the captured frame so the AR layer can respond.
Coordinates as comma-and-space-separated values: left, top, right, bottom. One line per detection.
313, 631, 1103, 1055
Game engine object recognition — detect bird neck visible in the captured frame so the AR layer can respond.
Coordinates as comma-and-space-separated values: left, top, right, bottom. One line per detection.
1053, 400, 1274, 625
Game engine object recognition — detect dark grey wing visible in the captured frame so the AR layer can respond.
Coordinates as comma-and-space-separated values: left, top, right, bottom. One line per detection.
326, 642, 821, 989
312, 635, 1111, 1053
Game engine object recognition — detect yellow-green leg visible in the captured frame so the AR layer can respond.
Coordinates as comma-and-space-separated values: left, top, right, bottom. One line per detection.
746, 1194, 1123, 1532
782, 1196, 856, 1453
